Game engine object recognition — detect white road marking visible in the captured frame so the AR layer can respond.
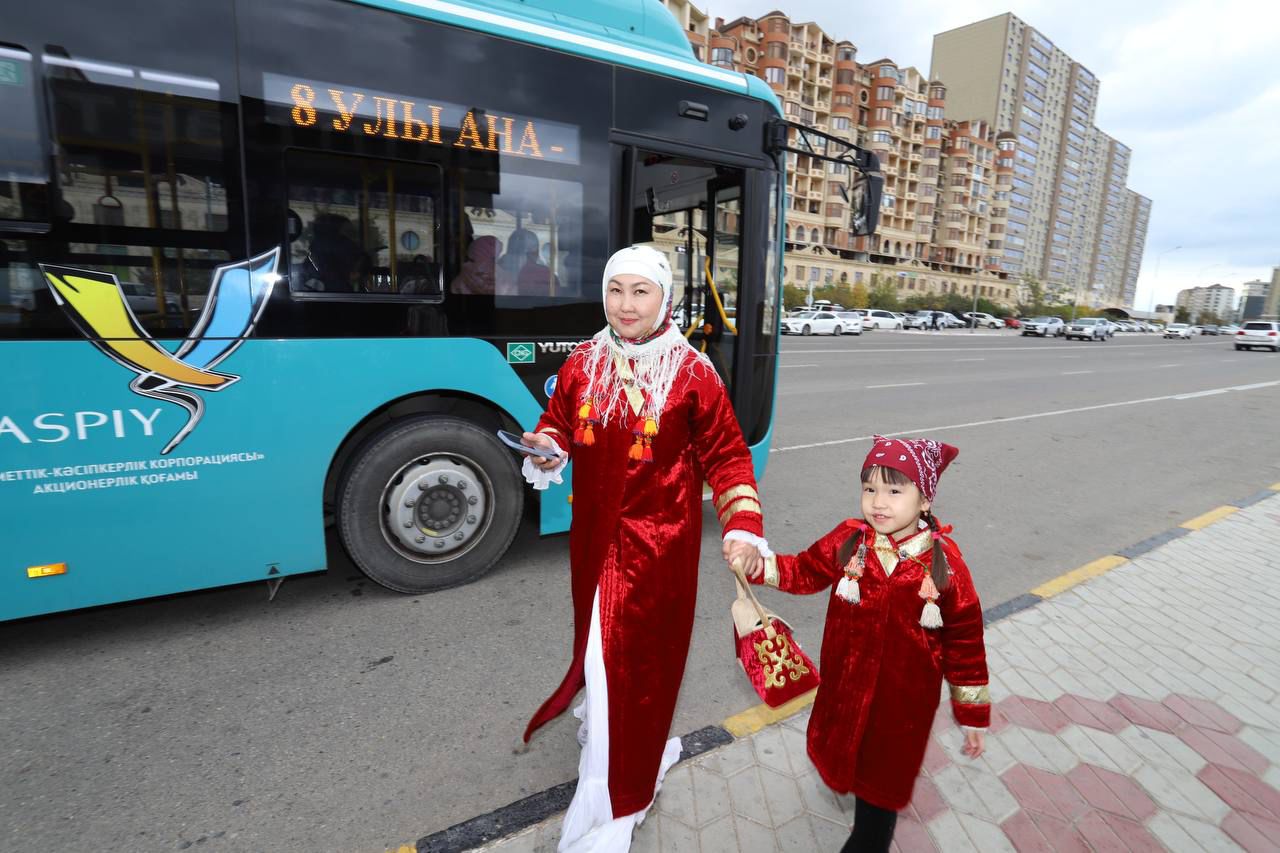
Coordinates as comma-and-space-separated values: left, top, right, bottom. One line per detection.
866, 382, 926, 389
780, 343, 1185, 354
772, 380, 1280, 453
1157, 363, 1182, 368
1062, 370, 1094, 375
779, 363, 819, 368
956, 358, 986, 362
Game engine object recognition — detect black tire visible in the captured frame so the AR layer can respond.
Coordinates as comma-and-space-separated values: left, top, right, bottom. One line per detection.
833, 325, 843, 336
337, 416, 524, 594
802, 324, 812, 336
1235, 345, 1243, 351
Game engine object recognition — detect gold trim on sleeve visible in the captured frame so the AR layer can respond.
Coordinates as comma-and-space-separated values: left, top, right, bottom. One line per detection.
715, 484, 760, 513
950, 684, 991, 705
763, 555, 779, 588
718, 498, 763, 526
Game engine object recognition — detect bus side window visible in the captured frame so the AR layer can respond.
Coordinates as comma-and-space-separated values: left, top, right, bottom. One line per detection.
0, 45, 49, 227
286, 150, 442, 300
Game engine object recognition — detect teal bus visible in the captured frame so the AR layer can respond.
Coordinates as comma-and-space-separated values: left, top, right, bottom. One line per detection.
0, 0, 879, 620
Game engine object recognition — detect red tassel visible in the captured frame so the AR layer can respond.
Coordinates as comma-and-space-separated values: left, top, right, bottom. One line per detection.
574, 427, 585, 445
642, 445, 654, 463
583, 425, 595, 446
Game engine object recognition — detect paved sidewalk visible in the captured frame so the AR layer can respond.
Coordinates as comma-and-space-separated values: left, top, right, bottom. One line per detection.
476, 492, 1280, 852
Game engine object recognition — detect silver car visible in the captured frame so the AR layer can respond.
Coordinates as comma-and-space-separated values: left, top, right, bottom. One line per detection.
1021, 316, 1065, 337
1065, 318, 1111, 341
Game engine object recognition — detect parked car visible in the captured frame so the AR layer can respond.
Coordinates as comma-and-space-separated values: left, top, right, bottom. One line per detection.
834, 311, 864, 335
1200, 324, 1220, 336
781, 310, 845, 335
1002, 317, 1021, 329
1113, 320, 1136, 333
1219, 324, 1240, 335
903, 311, 932, 330
1163, 323, 1194, 339
1064, 318, 1111, 341
961, 311, 1003, 329
1235, 321, 1280, 352
1021, 316, 1065, 337
862, 309, 903, 330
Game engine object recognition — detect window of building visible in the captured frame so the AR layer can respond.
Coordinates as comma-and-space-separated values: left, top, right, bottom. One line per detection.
769, 18, 788, 32
710, 48, 734, 68
879, 65, 898, 81
837, 47, 856, 61
765, 67, 785, 84
832, 116, 851, 130
927, 105, 944, 119
876, 86, 894, 100
835, 69, 856, 85
874, 107, 889, 122
801, 108, 815, 123
835, 93, 853, 106
1021, 104, 1043, 122
926, 126, 941, 140
872, 130, 892, 143
930, 87, 944, 100
767, 42, 787, 59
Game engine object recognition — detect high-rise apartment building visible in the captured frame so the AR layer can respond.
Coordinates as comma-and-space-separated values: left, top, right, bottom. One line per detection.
660, 2, 1020, 307
1117, 190, 1151, 308
1175, 284, 1237, 321
931, 13, 1150, 306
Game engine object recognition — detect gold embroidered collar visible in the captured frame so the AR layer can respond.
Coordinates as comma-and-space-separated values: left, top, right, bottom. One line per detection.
871, 526, 931, 576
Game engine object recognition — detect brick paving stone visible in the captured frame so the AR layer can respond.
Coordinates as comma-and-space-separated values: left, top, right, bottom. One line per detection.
999, 725, 1080, 774
1117, 724, 1208, 774
1110, 694, 1187, 733
1180, 726, 1271, 775
1046, 668, 1116, 703
1221, 809, 1280, 853
1147, 665, 1225, 703
925, 811, 979, 853
1264, 765, 1280, 793
1132, 762, 1232, 823
906, 776, 949, 824
1065, 763, 1143, 820
1075, 811, 1164, 853
932, 764, 1018, 824
1053, 694, 1129, 734
921, 735, 952, 776
996, 696, 1069, 734
1147, 812, 1243, 853
1201, 666, 1277, 705
1197, 763, 1280, 819
890, 814, 938, 853
1218, 693, 1280, 732
954, 812, 1016, 852
1096, 665, 1167, 702
999, 809, 1090, 853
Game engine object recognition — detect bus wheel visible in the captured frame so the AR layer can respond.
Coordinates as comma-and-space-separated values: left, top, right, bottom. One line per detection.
337, 416, 523, 594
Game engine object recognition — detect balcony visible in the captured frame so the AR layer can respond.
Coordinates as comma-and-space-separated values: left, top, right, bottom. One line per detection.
817, 76, 831, 86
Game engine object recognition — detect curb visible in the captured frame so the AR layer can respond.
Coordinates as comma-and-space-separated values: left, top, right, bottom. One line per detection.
398, 484, 1280, 852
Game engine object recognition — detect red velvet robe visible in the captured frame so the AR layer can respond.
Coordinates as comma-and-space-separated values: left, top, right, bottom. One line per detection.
523, 344, 763, 817
758, 519, 989, 810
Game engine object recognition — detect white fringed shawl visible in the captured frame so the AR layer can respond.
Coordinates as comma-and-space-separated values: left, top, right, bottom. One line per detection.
579, 324, 717, 427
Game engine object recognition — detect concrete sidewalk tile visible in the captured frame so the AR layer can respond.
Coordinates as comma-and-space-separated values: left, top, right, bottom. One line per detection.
751, 726, 796, 778
655, 814, 698, 853
484, 826, 541, 853
632, 817, 662, 853
999, 725, 1080, 774
773, 815, 818, 853
1000, 764, 1086, 823
1118, 724, 1208, 773
1147, 666, 1224, 704
925, 810, 980, 853
702, 738, 755, 779
932, 764, 1018, 823
995, 695, 1069, 734
890, 814, 939, 853
1054, 694, 1129, 734
809, 816, 850, 850
726, 767, 771, 822
907, 776, 949, 823
1164, 696, 1244, 734
730, 815, 778, 852
776, 724, 810, 778
1147, 812, 1243, 853
1132, 762, 1231, 823
696, 816, 738, 853
1265, 765, 1280, 793
1217, 694, 1280, 734
657, 764, 697, 826
1058, 725, 1144, 775
921, 735, 952, 776
794, 771, 846, 824
757, 767, 805, 825
1186, 643, 1265, 678
1221, 810, 1280, 853
1180, 727, 1270, 775
953, 812, 1015, 852
1101, 665, 1170, 702
1110, 694, 1187, 733
1201, 667, 1277, 705
690, 765, 733, 828
1197, 763, 1280, 819
1236, 726, 1280, 765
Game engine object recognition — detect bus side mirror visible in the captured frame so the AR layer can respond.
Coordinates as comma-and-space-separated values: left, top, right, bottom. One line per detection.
846, 167, 884, 238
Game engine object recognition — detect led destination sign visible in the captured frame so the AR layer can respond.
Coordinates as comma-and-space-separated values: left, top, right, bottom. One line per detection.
263, 73, 580, 165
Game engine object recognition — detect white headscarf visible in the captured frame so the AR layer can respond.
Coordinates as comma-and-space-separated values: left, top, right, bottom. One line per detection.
600, 245, 673, 333
578, 246, 715, 428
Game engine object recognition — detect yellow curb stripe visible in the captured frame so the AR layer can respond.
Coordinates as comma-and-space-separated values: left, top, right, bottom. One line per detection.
1180, 505, 1239, 530
722, 688, 817, 738
1030, 554, 1128, 599
1270, 482, 1280, 491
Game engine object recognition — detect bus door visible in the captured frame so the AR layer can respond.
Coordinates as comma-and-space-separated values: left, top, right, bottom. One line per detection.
625, 148, 747, 395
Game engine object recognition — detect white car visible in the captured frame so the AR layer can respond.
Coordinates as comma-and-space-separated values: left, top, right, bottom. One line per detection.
1021, 316, 1065, 337
1064, 317, 1111, 341
861, 309, 903, 330
1163, 323, 1194, 339
1235, 321, 1280, 351
834, 311, 864, 335
961, 311, 1003, 329
781, 310, 850, 336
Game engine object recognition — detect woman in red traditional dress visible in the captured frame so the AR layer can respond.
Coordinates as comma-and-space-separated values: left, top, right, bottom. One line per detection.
518, 246, 768, 852
747, 437, 990, 852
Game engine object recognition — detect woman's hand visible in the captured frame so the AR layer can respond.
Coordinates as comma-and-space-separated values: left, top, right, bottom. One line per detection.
522, 432, 563, 471
961, 728, 985, 759
724, 539, 764, 581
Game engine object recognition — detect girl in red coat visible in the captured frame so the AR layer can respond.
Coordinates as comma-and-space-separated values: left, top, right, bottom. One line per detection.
520, 246, 767, 852
747, 436, 990, 852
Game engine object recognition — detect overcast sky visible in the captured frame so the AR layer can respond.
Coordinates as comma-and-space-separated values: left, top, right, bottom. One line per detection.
704, 0, 1280, 308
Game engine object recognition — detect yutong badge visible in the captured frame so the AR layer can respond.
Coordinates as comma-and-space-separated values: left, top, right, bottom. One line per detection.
506, 343, 535, 364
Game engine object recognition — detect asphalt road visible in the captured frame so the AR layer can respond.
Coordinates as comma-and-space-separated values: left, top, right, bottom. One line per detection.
3, 330, 1278, 853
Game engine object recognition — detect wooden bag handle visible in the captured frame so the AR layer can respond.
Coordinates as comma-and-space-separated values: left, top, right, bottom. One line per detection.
730, 557, 776, 639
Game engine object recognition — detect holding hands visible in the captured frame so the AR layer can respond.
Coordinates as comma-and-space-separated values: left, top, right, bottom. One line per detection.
724, 538, 765, 582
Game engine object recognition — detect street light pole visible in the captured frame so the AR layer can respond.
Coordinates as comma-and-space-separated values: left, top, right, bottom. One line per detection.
1150, 245, 1183, 313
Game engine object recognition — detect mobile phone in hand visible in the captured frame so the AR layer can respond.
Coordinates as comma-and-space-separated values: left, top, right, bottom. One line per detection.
496, 429, 561, 460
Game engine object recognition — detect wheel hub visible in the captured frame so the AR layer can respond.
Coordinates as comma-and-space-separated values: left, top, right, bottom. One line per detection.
384, 456, 490, 561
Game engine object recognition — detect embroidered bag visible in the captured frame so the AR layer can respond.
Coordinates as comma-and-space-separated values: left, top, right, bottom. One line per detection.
730, 559, 820, 708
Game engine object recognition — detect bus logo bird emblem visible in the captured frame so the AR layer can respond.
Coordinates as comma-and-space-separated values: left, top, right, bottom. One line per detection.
38, 248, 281, 455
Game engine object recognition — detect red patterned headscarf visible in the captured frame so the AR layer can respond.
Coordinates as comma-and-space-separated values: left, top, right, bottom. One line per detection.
862, 435, 959, 502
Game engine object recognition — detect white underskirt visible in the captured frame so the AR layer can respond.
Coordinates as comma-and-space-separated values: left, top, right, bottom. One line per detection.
558, 588, 683, 853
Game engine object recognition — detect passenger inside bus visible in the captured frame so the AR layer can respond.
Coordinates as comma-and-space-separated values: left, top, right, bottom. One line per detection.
497, 228, 560, 296
450, 235, 501, 295
296, 213, 368, 293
